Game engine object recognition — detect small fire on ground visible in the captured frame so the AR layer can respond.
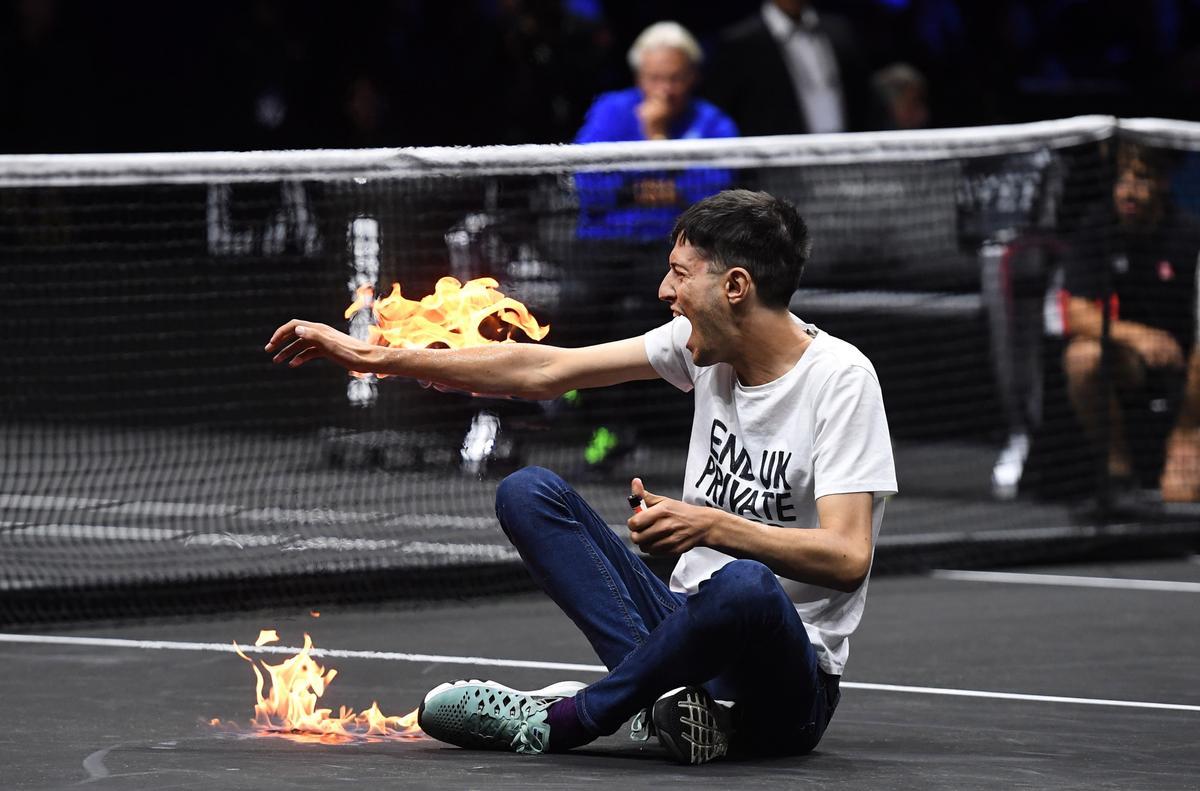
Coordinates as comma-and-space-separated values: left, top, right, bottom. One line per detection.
345, 276, 549, 373
210, 629, 424, 743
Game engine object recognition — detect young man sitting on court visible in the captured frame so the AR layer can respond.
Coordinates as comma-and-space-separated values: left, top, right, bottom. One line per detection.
266, 190, 897, 764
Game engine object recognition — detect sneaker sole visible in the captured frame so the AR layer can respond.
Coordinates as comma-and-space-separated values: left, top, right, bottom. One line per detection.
652, 686, 730, 765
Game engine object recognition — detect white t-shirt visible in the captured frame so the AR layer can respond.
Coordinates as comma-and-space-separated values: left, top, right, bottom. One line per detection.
644, 316, 897, 676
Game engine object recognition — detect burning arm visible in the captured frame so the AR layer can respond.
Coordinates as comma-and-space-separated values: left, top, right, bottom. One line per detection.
627, 479, 874, 593
265, 321, 658, 400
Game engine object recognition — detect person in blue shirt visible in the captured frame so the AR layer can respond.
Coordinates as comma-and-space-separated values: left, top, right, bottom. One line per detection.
563, 22, 740, 470
574, 21, 739, 242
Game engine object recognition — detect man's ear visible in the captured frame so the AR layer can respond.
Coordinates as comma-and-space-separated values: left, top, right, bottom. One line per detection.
725, 267, 753, 305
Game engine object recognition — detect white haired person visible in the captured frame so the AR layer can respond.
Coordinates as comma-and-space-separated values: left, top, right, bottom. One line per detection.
573, 21, 738, 242
567, 22, 741, 470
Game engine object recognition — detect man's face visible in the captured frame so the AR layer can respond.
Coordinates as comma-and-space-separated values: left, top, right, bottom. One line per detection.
636, 47, 696, 119
892, 85, 929, 130
1113, 158, 1166, 227
659, 239, 728, 366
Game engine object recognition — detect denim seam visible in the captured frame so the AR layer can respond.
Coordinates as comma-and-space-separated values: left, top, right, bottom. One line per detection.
557, 487, 644, 650
634, 564, 682, 613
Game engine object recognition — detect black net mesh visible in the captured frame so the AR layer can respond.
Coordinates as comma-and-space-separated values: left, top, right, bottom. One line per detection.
2, 118, 1198, 623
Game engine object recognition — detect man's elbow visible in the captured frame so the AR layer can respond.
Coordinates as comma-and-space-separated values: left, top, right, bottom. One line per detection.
522, 384, 563, 401
519, 371, 567, 401
523, 351, 580, 401
831, 548, 872, 593
517, 365, 562, 400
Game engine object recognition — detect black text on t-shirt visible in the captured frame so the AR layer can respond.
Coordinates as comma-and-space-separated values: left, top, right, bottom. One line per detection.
694, 419, 796, 524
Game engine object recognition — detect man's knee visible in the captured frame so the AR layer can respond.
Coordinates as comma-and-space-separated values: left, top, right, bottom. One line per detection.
1063, 337, 1103, 383
701, 559, 789, 614
1063, 336, 1146, 390
495, 466, 562, 520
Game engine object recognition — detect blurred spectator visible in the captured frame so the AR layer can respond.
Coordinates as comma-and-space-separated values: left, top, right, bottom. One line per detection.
341, 73, 392, 148
872, 62, 930, 130
566, 21, 738, 469
1061, 142, 1200, 502
573, 20, 738, 241
703, 0, 886, 136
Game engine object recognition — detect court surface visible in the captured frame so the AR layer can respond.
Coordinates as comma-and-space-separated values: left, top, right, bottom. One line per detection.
2, 557, 1198, 790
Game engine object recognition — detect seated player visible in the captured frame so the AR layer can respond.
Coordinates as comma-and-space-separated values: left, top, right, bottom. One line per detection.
1061, 142, 1200, 501
266, 190, 897, 764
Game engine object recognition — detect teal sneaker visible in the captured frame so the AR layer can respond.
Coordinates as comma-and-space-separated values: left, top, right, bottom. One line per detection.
651, 686, 734, 765
418, 679, 586, 754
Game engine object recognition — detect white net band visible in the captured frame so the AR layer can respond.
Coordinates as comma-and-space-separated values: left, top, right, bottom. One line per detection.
0, 115, 1123, 187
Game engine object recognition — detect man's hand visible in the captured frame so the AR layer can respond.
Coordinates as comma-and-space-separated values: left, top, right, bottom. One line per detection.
635, 95, 672, 140
266, 320, 377, 372
632, 178, 678, 207
1122, 326, 1185, 369
627, 477, 715, 556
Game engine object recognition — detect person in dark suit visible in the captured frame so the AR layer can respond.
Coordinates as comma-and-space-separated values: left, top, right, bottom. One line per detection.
704, 0, 886, 136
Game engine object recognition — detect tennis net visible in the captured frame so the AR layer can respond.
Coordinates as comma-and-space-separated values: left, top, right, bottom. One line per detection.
3, 116, 1199, 623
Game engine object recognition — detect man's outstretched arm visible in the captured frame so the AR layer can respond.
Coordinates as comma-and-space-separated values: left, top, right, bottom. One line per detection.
265, 320, 659, 400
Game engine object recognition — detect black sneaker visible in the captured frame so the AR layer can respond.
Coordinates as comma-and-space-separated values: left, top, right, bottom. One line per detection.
651, 686, 733, 765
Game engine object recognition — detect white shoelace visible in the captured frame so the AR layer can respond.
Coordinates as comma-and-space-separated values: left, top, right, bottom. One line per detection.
629, 708, 651, 742
509, 720, 548, 754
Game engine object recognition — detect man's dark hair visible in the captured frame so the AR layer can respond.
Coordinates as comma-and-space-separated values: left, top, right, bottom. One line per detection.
1115, 139, 1180, 180
670, 190, 811, 309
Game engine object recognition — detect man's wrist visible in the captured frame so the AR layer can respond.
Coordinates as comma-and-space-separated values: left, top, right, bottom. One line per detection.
704, 509, 751, 554
370, 345, 405, 376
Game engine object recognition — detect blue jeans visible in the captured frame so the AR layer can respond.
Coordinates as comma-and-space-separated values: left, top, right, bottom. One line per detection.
495, 466, 839, 757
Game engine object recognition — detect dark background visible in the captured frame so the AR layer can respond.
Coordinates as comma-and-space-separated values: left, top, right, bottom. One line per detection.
5, 0, 1200, 154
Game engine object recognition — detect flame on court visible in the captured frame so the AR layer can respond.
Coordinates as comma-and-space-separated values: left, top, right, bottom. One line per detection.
344, 277, 548, 368
211, 629, 423, 743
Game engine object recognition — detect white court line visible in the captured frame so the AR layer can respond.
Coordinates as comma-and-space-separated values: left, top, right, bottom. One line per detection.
843, 682, 1200, 712
0, 633, 606, 673
931, 569, 1200, 593
2, 633, 1198, 714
